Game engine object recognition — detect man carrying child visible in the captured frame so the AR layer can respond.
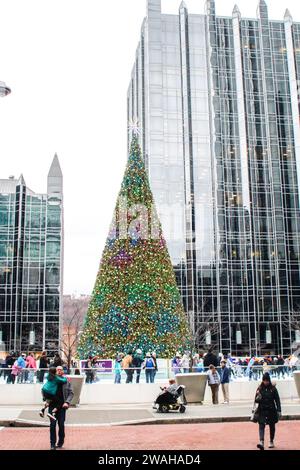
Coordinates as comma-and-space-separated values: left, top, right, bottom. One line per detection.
49, 366, 74, 450
39, 364, 74, 450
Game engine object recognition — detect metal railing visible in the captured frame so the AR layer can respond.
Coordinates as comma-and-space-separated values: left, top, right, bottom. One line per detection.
0, 364, 298, 384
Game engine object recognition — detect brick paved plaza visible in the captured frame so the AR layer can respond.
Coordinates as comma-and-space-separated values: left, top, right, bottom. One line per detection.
0, 421, 299, 451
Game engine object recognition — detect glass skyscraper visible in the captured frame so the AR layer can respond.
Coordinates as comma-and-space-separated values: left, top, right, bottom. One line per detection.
128, 0, 300, 356
0, 156, 63, 355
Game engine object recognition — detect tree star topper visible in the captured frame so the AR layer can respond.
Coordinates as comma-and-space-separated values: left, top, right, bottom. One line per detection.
128, 118, 142, 137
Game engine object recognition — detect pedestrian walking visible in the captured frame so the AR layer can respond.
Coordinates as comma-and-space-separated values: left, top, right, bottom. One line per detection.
151, 352, 158, 382
48, 366, 74, 450
85, 356, 94, 384
50, 353, 63, 368
284, 357, 290, 376
171, 352, 181, 375
181, 353, 190, 373
39, 366, 68, 420
132, 349, 144, 383
195, 355, 204, 373
277, 355, 285, 379
220, 360, 230, 403
17, 353, 27, 383
38, 352, 49, 383
207, 364, 220, 405
11, 358, 20, 384
263, 360, 271, 377
5, 352, 15, 384
122, 350, 134, 383
254, 372, 281, 450
143, 352, 156, 383
26, 352, 37, 383
114, 353, 123, 384
203, 348, 219, 369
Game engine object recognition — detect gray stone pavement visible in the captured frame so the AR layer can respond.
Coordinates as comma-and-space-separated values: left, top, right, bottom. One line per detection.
0, 399, 300, 427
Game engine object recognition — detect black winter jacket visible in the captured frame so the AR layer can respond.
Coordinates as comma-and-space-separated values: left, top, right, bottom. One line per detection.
255, 384, 281, 425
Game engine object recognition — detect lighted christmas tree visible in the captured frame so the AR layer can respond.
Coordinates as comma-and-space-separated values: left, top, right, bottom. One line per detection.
78, 133, 189, 358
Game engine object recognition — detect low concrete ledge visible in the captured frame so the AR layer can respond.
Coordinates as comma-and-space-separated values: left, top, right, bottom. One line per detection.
127, 414, 300, 426
293, 371, 300, 399
0, 379, 298, 406
1, 412, 300, 428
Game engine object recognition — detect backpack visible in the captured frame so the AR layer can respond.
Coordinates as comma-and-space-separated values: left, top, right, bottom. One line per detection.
145, 358, 154, 369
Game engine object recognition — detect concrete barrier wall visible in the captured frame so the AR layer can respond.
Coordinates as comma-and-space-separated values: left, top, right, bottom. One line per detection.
0, 379, 298, 406
203, 379, 298, 404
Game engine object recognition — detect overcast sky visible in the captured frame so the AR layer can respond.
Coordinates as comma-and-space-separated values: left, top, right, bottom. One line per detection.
0, 0, 300, 295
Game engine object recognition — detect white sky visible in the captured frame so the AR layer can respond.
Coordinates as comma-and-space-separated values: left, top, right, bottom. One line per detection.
0, 0, 300, 295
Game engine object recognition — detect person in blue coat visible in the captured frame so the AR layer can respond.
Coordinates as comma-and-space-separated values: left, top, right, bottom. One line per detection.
220, 360, 230, 403
17, 353, 27, 384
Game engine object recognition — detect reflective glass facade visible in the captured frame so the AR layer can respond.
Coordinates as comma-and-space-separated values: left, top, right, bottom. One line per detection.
128, 0, 300, 355
0, 156, 63, 354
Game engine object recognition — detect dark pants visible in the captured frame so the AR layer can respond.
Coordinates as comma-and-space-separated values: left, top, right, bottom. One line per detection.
259, 423, 276, 442
125, 369, 133, 383
209, 384, 219, 404
85, 371, 94, 383
277, 367, 285, 378
7, 372, 15, 384
49, 406, 66, 447
39, 370, 46, 383
135, 368, 141, 383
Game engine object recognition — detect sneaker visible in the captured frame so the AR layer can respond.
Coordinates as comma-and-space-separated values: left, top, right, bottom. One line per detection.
257, 442, 264, 451
56, 442, 64, 448
50, 446, 56, 451
39, 409, 45, 418
47, 412, 57, 421
269, 442, 275, 449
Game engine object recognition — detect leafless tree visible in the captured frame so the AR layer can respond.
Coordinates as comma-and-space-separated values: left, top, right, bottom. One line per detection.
60, 296, 90, 370
282, 311, 300, 331
282, 310, 300, 350
194, 321, 220, 351
186, 302, 220, 370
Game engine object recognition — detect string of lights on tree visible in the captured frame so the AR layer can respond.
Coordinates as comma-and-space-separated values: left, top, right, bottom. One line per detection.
78, 126, 189, 358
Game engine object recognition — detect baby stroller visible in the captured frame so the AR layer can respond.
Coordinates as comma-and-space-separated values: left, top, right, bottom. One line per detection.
154, 385, 187, 413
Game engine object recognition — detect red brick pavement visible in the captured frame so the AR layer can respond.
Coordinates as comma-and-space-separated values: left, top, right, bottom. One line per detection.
0, 421, 299, 450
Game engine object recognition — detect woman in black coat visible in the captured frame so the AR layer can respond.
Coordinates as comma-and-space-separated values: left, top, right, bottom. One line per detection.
255, 372, 281, 450
38, 352, 49, 383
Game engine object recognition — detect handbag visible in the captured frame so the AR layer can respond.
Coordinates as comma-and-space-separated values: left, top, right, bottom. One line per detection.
250, 396, 260, 423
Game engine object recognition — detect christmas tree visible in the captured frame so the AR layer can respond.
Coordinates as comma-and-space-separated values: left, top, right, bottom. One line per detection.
78, 134, 189, 358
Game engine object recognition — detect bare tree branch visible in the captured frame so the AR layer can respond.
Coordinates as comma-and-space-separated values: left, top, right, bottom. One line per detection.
61, 296, 89, 370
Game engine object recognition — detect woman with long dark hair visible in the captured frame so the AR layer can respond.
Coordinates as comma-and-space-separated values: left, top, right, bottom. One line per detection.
255, 372, 281, 450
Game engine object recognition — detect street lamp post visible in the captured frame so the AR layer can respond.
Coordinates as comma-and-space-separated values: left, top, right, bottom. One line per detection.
0, 81, 11, 97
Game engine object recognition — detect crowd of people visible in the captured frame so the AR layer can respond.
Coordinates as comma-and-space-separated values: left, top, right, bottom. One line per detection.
0, 351, 68, 384
171, 349, 298, 380
0, 348, 299, 386
84, 349, 158, 384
